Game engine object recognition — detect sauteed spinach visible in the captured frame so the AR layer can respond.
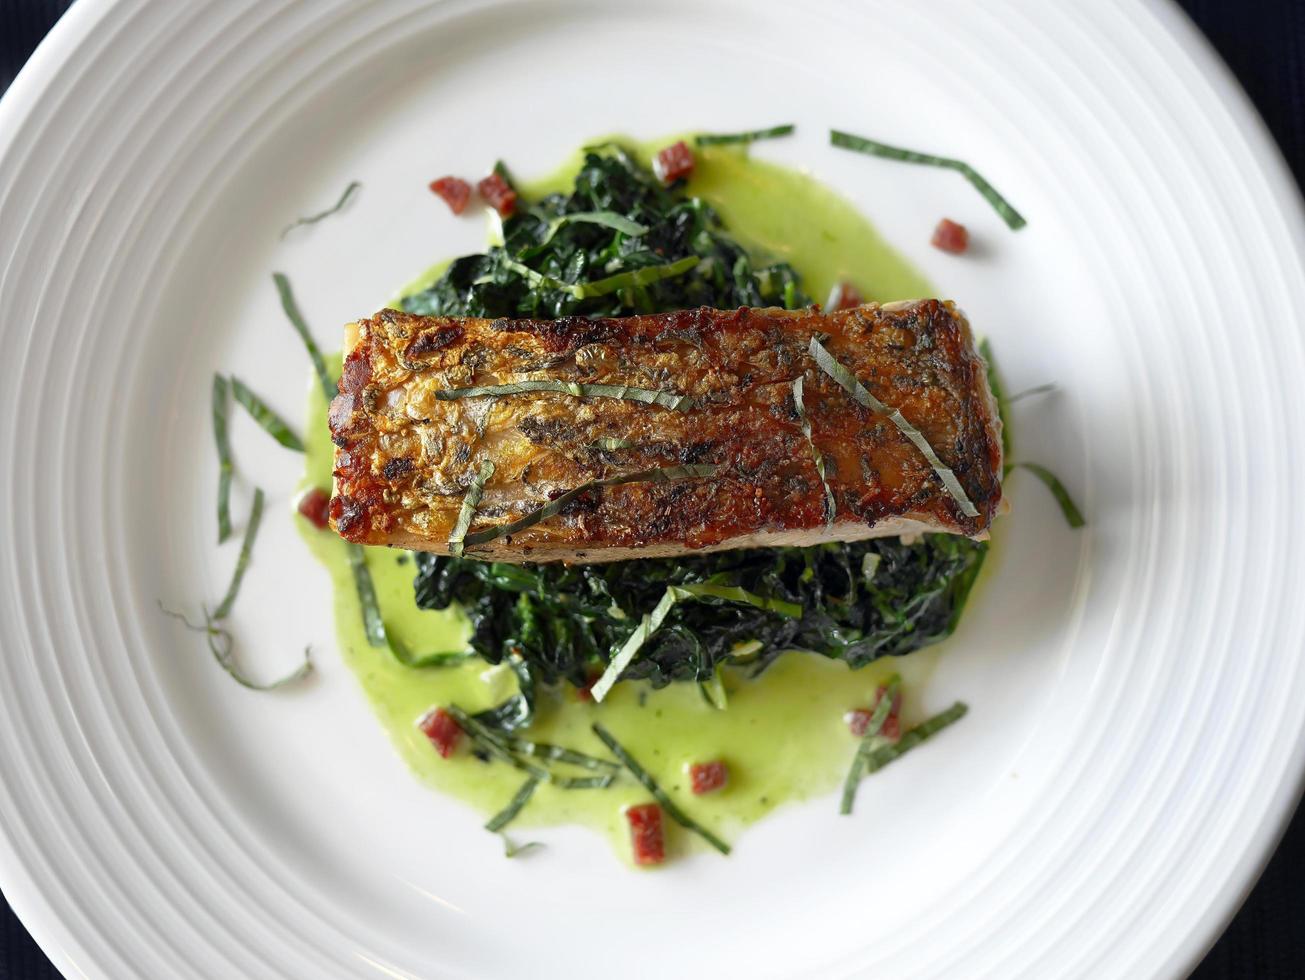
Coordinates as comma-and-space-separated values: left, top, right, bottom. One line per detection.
400, 144, 987, 712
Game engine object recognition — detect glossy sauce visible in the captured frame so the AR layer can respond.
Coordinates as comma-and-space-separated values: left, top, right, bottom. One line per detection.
301, 138, 972, 863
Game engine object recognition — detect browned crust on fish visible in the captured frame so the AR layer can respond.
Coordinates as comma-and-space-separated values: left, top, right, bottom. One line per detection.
328, 302, 1003, 562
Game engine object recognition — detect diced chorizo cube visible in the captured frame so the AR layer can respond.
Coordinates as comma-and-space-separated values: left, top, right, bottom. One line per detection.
296, 487, 331, 530
477, 172, 517, 217
846, 685, 902, 741
626, 803, 665, 865
931, 218, 969, 254
419, 707, 462, 758
429, 176, 471, 215
689, 760, 729, 795
654, 140, 695, 184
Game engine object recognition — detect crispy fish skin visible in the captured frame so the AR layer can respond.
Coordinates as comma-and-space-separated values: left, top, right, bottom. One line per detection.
328, 301, 1003, 562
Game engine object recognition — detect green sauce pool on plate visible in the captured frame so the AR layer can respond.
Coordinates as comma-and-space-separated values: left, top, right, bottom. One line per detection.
300, 138, 971, 862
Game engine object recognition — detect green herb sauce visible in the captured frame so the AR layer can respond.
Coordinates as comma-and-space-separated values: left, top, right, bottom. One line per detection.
301, 139, 971, 862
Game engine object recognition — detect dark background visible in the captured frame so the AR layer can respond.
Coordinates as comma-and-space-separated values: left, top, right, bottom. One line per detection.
2, 0, 1303, 976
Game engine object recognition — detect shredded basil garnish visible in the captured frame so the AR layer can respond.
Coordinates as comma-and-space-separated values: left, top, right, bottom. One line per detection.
447, 705, 548, 780
273, 272, 337, 401
504, 738, 620, 772
472, 648, 535, 732
449, 459, 495, 557
500, 835, 544, 858
447, 705, 616, 789
384, 632, 474, 668
842, 696, 968, 815
280, 180, 360, 239
212, 375, 234, 543
462, 463, 718, 550
230, 377, 304, 451
196, 387, 310, 688
159, 603, 311, 691
840, 674, 900, 815
529, 211, 649, 252
497, 257, 573, 294
1005, 383, 1057, 405
485, 776, 540, 833
590, 588, 679, 703
213, 487, 264, 620
345, 543, 387, 647
353, 566, 477, 669
809, 337, 980, 519
793, 375, 836, 525
830, 129, 1026, 230
546, 775, 615, 790
592, 723, 731, 856
575, 255, 700, 298
695, 124, 795, 146
499, 254, 700, 300
590, 581, 800, 703
860, 702, 968, 776
1006, 462, 1085, 528
436, 380, 695, 412
682, 583, 803, 618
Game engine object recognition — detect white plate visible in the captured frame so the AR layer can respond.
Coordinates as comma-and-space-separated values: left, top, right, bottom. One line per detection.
2, 0, 1304, 977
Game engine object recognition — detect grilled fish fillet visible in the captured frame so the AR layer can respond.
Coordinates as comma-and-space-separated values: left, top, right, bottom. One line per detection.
328, 301, 1003, 562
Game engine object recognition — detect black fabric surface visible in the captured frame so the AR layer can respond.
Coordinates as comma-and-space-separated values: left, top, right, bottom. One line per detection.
1, 0, 1303, 977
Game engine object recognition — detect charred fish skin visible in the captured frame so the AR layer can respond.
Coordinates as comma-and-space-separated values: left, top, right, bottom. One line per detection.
328, 301, 1004, 562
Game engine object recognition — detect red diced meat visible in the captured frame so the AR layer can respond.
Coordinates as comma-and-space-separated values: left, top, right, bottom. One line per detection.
846, 707, 874, 737
429, 176, 471, 215
826, 281, 864, 311
626, 803, 665, 866
689, 760, 729, 795
931, 218, 969, 254
297, 487, 331, 530
477, 172, 517, 217
846, 686, 902, 741
654, 141, 695, 184
419, 707, 462, 758
882, 710, 901, 742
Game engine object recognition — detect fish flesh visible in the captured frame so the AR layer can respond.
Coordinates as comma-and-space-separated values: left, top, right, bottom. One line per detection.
328, 301, 1004, 562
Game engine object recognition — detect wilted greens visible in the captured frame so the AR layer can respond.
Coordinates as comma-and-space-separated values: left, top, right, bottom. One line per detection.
414, 536, 986, 695
399, 143, 810, 320
400, 145, 988, 726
